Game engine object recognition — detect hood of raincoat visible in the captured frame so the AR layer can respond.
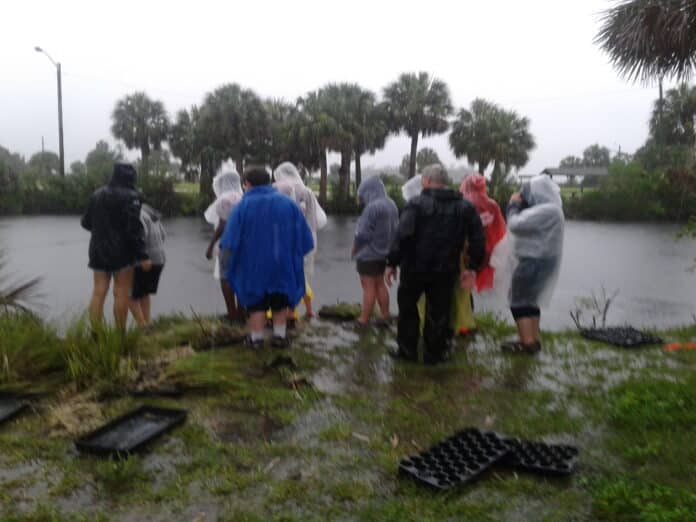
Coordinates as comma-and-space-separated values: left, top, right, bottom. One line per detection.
110, 162, 136, 189
401, 175, 423, 202
523, 175, 562, 208
213, 170, 242, 199
460, 174, 507, 293
274, 162, 303, 186
357, 175, 387, 205
141, 203, 161, 222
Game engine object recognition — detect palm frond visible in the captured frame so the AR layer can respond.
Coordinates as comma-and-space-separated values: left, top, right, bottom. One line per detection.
0, 251, 42, 313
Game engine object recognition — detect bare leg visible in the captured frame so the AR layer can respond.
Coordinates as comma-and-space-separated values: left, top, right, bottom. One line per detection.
531, 316, 541, 344
248, 311, 266, 335
89, 271, 111, 328
375, 276, 390, 320
516, 317, 537, 345
141, 295, 152, 324
220, 280, 241, 321
129, 298, 146, 327
303, 295, 314, 318
113, 268, 134, 331
358, 275, 377, 324
272, 307, 288, 329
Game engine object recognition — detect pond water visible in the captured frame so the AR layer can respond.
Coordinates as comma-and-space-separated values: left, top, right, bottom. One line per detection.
1, 215, 694, 330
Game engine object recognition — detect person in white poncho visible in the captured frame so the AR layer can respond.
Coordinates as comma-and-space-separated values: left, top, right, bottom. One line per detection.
204, 168, 244, 322
273, 162, 327, 318
502, 174, 564, 354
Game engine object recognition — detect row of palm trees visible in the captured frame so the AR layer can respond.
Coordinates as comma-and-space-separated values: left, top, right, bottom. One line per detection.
110, 72, 535, 202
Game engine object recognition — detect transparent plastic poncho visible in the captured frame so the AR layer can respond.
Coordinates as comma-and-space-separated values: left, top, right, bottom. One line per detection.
204, 167, 243, 279
505, 175, 565, 308
273, 162, 326, 275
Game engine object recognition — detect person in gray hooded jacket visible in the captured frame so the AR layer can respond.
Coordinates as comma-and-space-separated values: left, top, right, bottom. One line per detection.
352, 176, 399, 327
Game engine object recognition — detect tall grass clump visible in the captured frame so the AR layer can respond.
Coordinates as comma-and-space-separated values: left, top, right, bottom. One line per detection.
61, 319, 140, 390
0, 311, 63, 385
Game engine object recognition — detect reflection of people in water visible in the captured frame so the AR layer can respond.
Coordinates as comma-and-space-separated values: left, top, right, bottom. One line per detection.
502, 175, 564, 354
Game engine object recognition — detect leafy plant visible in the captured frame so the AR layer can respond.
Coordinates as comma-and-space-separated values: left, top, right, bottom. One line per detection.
570, 286, 619, 330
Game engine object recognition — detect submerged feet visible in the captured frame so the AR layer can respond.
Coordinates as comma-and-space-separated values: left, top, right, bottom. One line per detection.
501, 341, 541, 354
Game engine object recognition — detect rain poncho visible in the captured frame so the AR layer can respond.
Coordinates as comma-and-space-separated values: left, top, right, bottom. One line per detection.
273, 162, 327, 275
460, 174, 507, 292
204, 169, 243, 227
506, 175, 564, 309
204, 169, 243, 279
220, 185, 314, 308
401, 175, 423, 202
81, 162, 147, 272
355, 176, 399, 262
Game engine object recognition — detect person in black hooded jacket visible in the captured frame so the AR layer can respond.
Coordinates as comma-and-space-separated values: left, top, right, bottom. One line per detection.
385, 164, 485, 364
81, 162, 151, 330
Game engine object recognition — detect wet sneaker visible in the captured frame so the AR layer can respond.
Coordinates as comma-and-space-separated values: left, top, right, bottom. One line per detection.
351, 320, 370, 331
374, 318, 391, 329
271, 336, 290, 349
388, 347, 416, 362
244, 336, 264, 349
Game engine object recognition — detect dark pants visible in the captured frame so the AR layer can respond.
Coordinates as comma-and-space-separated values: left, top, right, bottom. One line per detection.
397, 272, 456, 363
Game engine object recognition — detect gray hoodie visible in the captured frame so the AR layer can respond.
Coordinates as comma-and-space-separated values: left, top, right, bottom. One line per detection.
354, 176, 399, 262
141, 204, 166, 265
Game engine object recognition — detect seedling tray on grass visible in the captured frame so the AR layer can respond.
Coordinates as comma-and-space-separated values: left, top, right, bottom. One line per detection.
75, 406, 187, 456
580, 326, 662, 348
399, 428, 510, 490
501, 438, 579, 476
318, 303, 361, 322
0, 398, 28, 426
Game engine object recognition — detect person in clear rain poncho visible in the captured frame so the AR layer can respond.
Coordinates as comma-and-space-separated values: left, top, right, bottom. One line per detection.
273, 162, 327, 318
502, 174, 564, 354
204, 168, 244, 322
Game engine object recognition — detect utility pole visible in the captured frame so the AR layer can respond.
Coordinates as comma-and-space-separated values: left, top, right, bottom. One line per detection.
35, 46, 65, 177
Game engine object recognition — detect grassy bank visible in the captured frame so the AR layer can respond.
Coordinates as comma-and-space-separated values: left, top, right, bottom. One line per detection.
1, 313, 695, 521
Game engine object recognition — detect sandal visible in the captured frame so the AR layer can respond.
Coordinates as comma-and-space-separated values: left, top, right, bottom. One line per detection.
501, 341, 541, 354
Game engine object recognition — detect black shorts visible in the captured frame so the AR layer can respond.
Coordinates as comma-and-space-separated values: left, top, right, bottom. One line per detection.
356, 259, 386, 277
131, 264, 164, 299
247, 293, 290, 313
510, 306, 541, 320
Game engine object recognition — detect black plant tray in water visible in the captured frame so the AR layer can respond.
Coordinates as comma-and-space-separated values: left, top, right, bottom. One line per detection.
501, 438, 579, 476
580, 326, 662, 348
317, 303, 361, 322
0, 398, 28, 426
75, 406, 187, 456
399, 428, 509, 490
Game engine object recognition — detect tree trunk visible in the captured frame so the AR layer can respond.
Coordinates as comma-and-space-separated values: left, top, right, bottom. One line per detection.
199, 151, 215, 202
235, 157, 244, 174
141, 144, 150, 177
319, 149, 328, 205
355, 150, 362, 191
339, 148, 351, 202
408, 134, 419, 179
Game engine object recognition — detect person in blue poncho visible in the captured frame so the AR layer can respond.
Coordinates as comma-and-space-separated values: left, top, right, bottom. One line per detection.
220, 166, 314, 348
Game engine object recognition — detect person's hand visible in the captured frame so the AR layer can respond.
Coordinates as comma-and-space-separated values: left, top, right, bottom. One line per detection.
460, 270, 475, 290
351, 245, 358, 258
141, 259, 153, 272
385, 266, 397, 287
205, 245, 214, 260
509, 192, 522, 203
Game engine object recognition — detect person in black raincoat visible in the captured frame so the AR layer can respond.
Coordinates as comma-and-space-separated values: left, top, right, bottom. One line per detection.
81, 162, 151, 330
385, 164, 485, 364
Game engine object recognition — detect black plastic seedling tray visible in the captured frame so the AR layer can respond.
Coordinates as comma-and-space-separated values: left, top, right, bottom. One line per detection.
75, 406, 187, 456
399, 428, 510, 490
580, 326, 662, 348
501, 438, 579, 476
0, 398, 28, 426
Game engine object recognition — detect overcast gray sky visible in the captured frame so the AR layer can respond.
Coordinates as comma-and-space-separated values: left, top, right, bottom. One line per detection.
1, 0, 669, 174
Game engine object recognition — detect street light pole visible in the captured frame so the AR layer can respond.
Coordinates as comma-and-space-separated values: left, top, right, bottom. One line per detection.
35, 46, 65, 177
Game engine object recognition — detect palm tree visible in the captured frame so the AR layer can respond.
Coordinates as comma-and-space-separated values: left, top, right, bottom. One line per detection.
198, 83, 270, 173
449, 98, 535, 197
595, 1, 696, 82
111, 92, 169, 176
169, 109, 199, 182
649, 83, 696, 145
383, 72, 453, 178
352, 95, 388, 190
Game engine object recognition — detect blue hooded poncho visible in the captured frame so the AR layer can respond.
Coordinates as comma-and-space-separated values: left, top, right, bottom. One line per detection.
220, 185, 314, 307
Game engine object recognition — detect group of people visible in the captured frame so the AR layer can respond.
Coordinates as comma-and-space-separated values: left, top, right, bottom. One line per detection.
81, 160, 564, 360
351, 163, 564, 362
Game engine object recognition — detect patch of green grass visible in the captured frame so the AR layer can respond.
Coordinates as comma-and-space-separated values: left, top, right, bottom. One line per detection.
1, 504, 107, 522
592, 477, 696, 522
91, 455, 151, 496
0, 311, 64, 385
319, 422, 352, 442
